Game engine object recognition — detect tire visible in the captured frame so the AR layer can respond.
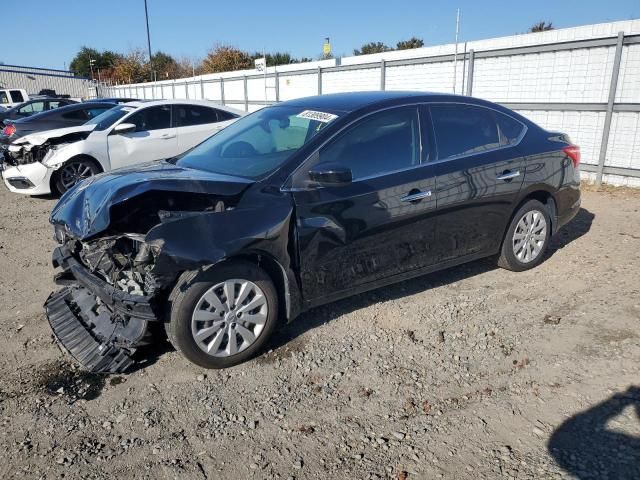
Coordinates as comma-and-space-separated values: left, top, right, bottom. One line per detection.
166, 261, 279, 369
53, 157, 101, 195
498, 199, 551, 272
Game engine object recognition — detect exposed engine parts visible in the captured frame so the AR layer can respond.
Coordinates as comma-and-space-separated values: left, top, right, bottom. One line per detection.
76, 234, 158, 296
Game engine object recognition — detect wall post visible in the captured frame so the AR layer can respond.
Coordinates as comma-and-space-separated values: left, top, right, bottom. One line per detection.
596, 31, 624, 187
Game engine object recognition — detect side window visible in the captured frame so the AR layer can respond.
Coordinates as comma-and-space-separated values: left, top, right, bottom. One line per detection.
128, 106, 171, 131
0, 92, 8, 104
216, 109, 237, 121
62, 109, 88, 120
19, 102, 45, 114
495, 111, 525, 145
175, 105, 219, 127
317, 107, 420, 181
431, 104, 501, 160
9, 90, 25, 103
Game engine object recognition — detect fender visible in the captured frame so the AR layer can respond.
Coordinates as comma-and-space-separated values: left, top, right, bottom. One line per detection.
144, 201, 304, 320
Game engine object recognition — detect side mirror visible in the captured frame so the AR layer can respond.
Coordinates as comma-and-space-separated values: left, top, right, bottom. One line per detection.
112, 122, 136, 135
308, 162, 352, 186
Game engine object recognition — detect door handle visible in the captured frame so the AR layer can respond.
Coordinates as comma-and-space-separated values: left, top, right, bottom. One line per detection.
496, 170, 520, 181
400, 190, 432, 203
160, 134, 176, 139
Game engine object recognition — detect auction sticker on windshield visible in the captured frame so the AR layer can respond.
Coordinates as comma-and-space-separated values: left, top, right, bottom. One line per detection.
296, 110, 338, 123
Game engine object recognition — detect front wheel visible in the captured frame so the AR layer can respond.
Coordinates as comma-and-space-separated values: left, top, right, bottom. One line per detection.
498, 199, 551, 272
53, 157, 100, 195
166, 261, 279, 369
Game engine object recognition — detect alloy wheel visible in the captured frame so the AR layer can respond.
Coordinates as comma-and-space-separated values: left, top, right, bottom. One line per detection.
60, 162, 94, 190
512, 209, 548, 263
191, 279, 268, 357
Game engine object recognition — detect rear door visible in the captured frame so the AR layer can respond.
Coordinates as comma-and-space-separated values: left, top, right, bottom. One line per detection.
430, 103, 527, 261
173, 104, 230, 153
107, 105, 177, 169
292, 105, 439, 302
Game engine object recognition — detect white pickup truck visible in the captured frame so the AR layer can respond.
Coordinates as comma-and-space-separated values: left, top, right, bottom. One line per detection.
0, 89, 29, 109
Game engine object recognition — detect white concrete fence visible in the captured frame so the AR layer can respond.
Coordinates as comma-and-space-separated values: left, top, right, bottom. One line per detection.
107, 20, 640, 187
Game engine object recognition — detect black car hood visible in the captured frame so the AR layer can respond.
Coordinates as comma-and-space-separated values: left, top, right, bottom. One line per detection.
50, 161, 254, 240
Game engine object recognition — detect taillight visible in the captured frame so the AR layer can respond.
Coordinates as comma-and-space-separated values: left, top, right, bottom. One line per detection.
2, 124, 16, 137
563, 145, 581, 168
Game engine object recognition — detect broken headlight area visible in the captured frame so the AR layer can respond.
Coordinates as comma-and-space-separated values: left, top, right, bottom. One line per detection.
77, 234, 160, 296
45, 235, 168, 374
6, 142, 62, 166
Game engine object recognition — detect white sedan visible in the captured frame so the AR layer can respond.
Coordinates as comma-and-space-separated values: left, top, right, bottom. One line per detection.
1, 100, 244, 195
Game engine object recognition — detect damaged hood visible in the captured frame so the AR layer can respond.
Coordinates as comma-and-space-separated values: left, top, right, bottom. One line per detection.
13, 124, 96, 146
50, 161, 254, 240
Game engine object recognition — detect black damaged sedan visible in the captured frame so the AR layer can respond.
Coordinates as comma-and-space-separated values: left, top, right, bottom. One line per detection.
46, 91, 581, 373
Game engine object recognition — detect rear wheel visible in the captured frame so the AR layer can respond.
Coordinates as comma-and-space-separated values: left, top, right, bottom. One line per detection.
498, 199, 551, 271
167, 261, 279, 369
53, 157, 100, 195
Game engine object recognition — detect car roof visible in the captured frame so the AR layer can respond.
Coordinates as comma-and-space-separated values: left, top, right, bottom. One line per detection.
122, 99, 244, 115
278, 91, 498, 113
12, 102, 117, 123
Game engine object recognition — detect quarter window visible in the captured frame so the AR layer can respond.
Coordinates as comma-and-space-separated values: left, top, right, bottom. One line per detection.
431, 104, 501, 160
495, 111, 525, 145
175, 105, 219, 127
128, 106, 171, 131
317, 107, 420, 181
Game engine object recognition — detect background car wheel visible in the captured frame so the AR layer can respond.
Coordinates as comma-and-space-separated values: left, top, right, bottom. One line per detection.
53, 157, 100, 195
167, 261, 279, 369
498, 199, 551, 272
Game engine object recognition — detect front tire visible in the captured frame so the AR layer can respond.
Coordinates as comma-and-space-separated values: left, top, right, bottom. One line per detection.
53, 157, 100, 195
498, 199, 551, 272
167, 261, 279, 369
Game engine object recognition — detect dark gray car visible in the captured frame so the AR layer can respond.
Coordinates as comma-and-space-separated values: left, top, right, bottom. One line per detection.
0, 102, 116, 146
0, 98, 77, 124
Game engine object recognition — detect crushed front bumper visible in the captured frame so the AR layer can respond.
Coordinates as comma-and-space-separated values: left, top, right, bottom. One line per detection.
44, 244, 160, 373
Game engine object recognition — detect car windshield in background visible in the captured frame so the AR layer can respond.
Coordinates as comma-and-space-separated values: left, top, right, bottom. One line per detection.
84, 105, 133, 131
176, 106, 341, 179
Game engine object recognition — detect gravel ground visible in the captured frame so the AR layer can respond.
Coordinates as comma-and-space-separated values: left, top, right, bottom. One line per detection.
0, 184, 638, 480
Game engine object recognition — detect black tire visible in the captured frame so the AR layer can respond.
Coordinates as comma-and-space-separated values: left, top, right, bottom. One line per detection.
498, 199, 551, 272
53, 157, 101, 195
166, 261, 279, 369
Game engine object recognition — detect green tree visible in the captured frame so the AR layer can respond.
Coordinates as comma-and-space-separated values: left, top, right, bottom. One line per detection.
201, 45, 253, 73
530, 21, 554, 32
150, 51, 180, 80
396, 37, 424, 50
69, 47, 123, 78
353, 42, 391, 56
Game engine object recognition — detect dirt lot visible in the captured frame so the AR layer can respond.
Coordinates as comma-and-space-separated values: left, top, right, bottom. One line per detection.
0, 184, 638, 480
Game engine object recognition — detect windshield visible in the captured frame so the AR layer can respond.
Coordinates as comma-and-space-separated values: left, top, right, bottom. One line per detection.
175, 105, 341, 179
84, 105, 135, 131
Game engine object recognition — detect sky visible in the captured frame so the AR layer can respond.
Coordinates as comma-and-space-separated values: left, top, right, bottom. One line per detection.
5, 0, 640, 70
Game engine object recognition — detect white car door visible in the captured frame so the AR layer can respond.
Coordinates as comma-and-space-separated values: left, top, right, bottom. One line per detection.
107, 105, 178, 170
174, 104, 237, 154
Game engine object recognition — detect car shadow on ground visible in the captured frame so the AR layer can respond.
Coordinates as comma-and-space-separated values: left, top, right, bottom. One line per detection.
548, 386, 640, 479
548, 207, 594, 255
267, 207, 595, 353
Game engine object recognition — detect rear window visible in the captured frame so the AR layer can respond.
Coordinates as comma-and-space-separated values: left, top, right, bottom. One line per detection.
62, 109, 88, 120
10, 90, 25, 103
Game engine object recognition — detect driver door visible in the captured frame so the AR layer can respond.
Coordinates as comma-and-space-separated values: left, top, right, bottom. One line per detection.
107, 105, 178, 170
